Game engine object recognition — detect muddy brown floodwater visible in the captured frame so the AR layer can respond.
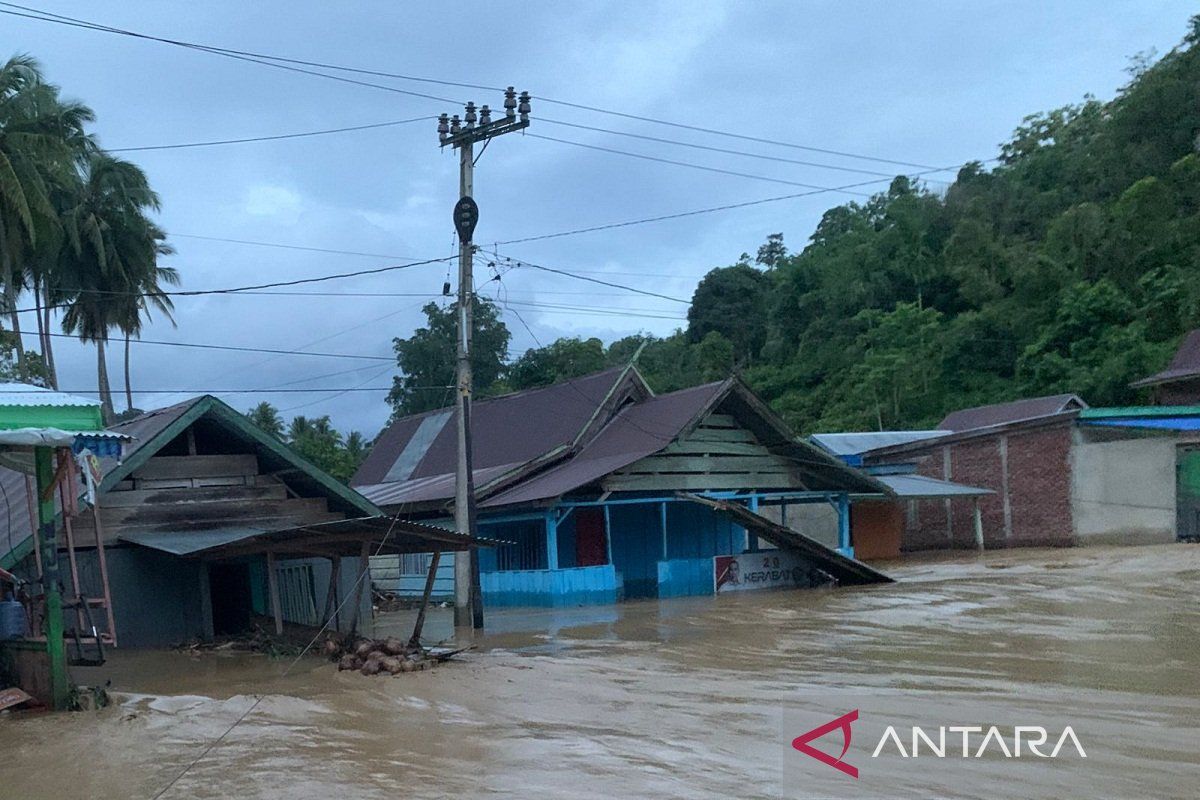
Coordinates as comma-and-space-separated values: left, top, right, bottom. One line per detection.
3, 544, 1200, 799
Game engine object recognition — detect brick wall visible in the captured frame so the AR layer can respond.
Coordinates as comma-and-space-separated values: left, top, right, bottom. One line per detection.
877, 420, 1074, 551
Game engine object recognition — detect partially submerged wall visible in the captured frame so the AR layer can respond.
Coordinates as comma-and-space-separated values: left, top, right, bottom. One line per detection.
1070, 429, 1180, 545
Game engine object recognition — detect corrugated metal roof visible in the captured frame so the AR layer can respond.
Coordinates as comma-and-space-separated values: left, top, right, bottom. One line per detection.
872, 474, 992, 498
353, 367, 639, 486
121, 516, 485, 557
482, 382, 723, 507
0, 383, 100, 408
119, 527, 264, 556
1080, 405, 1200, 419
810, 431, 949, 456
1131, 329, 1200, 388
938, 394, 1087, 431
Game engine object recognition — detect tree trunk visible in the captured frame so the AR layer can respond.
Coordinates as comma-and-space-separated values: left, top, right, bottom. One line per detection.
42, 281, 57, 389
0, 225, 24, 379
31, 276, 43, 379
123, 332, 133, 412
96, 338, 114, 423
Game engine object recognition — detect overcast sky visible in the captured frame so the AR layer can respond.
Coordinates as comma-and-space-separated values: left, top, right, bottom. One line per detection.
2, 1, 1195, 436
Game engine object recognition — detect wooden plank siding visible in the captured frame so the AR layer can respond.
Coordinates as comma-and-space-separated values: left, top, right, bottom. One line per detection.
602, 413, 804, 492
76, 452, 341, 544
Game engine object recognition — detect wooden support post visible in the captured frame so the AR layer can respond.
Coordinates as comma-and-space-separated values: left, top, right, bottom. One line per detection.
544, 509, 559, 571
659, 502, 668, 561
322, 556, 341, 632
87, 484, 116, 646
35, 447, 69, 711
408, 550, 441, 649
837, 493, 852, 556
973, 499, 984, 551
24, 476, 41, 578
58, 473, 85, 638
266, 551, 283, 636
604, 504, 614, 565
348, 540, 370, 636
746, 495, 759, 553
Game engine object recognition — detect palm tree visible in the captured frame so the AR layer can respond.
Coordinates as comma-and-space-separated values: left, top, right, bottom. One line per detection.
59, 153, 164, 420
0, 54, 93, 382
246, 402, 284, 438
113, 221, 177, 412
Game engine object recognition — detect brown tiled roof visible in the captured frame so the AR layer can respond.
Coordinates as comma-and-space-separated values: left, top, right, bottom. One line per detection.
1131, 329, 1200, 388
937, 394, 1087, 432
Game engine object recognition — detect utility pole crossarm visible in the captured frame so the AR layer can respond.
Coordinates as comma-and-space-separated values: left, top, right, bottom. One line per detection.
438, 86, 531, 631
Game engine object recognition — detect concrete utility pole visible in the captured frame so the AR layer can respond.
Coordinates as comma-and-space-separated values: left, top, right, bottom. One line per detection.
439, 88, 531, 629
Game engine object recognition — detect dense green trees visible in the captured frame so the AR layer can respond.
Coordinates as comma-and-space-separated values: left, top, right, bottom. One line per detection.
244, 403, 369, 484
383, 17, 1199, 438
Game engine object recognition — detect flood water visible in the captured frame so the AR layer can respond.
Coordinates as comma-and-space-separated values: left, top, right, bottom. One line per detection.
2, 544, 1199, 799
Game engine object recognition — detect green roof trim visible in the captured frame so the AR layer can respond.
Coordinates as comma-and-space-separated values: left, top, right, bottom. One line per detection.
100, 395, 382, 517
1080, 406, 1200, 419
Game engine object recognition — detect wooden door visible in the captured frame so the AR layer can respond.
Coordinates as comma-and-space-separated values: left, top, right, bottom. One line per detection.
1177, 446, 1200, 542
575, 508, 609, 566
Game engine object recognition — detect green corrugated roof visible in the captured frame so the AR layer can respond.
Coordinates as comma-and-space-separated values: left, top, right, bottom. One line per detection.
1079, 406, 1200, 419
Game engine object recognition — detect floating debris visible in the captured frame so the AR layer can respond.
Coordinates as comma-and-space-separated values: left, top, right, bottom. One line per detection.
323, 633, 469, 676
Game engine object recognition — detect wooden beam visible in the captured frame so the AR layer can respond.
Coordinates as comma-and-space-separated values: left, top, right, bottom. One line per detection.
323, 556, 341, 632
266, 551, 283, 635
348, 540, 370, 635
408, 550, 441, 648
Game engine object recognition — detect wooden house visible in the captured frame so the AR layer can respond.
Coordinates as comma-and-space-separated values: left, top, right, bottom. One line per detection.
1, 395, 473, 648
355, 367, 890, 607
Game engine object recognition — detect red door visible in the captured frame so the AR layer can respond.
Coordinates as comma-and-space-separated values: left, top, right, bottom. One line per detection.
575, 508, 608, 566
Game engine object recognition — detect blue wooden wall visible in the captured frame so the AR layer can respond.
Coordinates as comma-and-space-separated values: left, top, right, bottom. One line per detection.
480, 564, 619, 607
657, 558, 715, 598
665, 502, 742, 560
607, 503, 663, 598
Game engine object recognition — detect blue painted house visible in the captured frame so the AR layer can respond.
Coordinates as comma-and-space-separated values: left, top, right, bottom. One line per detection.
354, 367, 888, 607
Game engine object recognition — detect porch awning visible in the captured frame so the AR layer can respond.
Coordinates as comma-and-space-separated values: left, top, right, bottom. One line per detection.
869, 474, 992, 499
120, 515, 495, 559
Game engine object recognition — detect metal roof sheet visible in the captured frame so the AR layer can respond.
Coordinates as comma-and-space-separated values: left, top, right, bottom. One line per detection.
1131, 329, 1200, 388
810, 431, 949, 456
353, 367, 637, 486
119, 527, 264, 556
120, 516, 486, 558
1079, 405, 1200, 419
0, 383, 101, 408
871, 474, 992, 498
938, 394, 1087, 431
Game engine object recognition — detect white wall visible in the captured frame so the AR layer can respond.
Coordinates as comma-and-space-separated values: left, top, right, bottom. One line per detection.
757, 502, 840, 550
1070, 430, 1182, 545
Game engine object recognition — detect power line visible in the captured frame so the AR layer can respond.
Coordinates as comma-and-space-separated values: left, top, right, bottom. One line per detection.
528, 133, 875, 195
14, 386, 411, 394
109, 115, 433, 152
495, 255, 691, 305
171, 234, 416, 260
12, 254, 456, 313
491, 168, 956, 246
0, 2, 954, 173
537, 117, 915, 178
39, 331, 392, 361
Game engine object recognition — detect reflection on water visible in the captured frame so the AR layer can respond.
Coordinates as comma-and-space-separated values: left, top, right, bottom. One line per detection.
2, 544, 1199, 798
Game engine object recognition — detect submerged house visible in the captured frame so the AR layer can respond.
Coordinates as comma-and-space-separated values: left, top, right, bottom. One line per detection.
354, 367, 889, 607
1, 395, 473, 648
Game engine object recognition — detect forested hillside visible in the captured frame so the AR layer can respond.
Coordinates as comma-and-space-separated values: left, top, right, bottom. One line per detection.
391, 16, 1200, 435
